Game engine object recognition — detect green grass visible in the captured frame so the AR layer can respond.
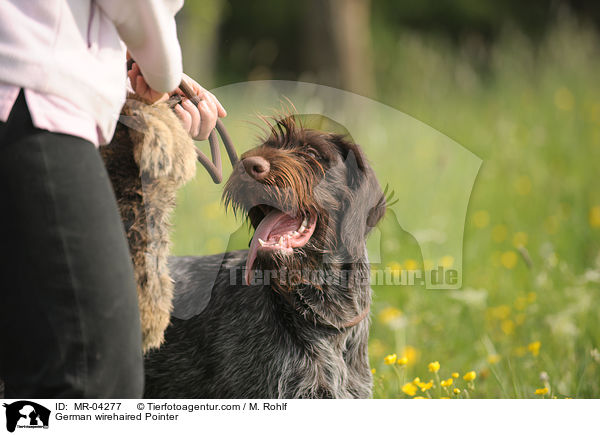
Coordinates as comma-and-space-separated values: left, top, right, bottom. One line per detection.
171, 16, 600, 398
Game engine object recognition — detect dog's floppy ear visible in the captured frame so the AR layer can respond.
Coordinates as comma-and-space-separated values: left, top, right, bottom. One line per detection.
330, 134, 366, 189
333, 136, 385, 260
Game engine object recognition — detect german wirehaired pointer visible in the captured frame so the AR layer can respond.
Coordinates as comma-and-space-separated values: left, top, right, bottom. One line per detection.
143, 116, 386, 398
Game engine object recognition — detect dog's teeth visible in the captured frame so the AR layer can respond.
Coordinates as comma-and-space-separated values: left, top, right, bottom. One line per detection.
298, 224, 306, 233
302, 217, 308, 227
258, 238, 266, 246
292, 231, 299, 236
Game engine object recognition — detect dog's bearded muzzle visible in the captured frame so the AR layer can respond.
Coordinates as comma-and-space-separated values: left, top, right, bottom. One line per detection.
224, 159, 320, 285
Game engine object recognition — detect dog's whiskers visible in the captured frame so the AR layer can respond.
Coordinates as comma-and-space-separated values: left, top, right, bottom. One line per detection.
144, 114, 386, 399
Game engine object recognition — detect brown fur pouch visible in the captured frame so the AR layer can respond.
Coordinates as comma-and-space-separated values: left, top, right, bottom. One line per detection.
100, 96, 196, 352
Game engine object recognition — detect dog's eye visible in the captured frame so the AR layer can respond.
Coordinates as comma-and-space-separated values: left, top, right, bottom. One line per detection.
305, 149, 318, 160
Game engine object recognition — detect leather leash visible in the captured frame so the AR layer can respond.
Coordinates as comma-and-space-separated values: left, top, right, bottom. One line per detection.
126, 58, 238, 183
178, 80, 239, 183
340, 305, 370, 328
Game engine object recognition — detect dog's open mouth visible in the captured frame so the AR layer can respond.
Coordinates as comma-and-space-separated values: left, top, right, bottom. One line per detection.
246, 205, 317, 285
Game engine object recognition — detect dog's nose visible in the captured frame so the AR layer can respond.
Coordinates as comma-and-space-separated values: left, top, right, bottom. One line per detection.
242, 156, 270, 180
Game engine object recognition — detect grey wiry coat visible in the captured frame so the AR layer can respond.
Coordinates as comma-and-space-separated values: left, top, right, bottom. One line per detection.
144, 117, 386, 398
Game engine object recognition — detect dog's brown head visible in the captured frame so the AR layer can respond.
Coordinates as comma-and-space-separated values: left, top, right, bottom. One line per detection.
223, 115, 386, 288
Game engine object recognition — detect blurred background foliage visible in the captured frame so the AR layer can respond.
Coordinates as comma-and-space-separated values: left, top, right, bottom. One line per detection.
172, 1, 600, 398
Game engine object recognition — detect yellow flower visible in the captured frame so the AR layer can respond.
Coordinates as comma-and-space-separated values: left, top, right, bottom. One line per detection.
412, 377, 421, 385
451, 372, 459, 379
379, 307, 402, 325
501, 319, 515, 335
387, 261, 403, 273
371, 368, 376, 374
492, 224, 508, 243
512, 232, 528, 247
500, 251, 518, 269
418, 380, 434, 392
440, 378, 453, 387
473, 210, 490, 228
384, 353, 397, 365
472, 210, 490, 228
400, 345, 419, 366
402, 382, 418, 396
528, 341, 541, 357
397, 356, 409, 366
404, 259, 418, 270
487, 354, 501, 365
514, 296, 528, 311
413, 396, 426, 399
453, 388, 461, 395
489, 305, 511, 320
440, 397, 450, 399
535, 387, 549, 395
428, 361, 440, 373
514, 176, 532, 195
590, 206, 600, 228
440, 255, 454, 269
514, 346, 527, 357
463, 371, 477, 382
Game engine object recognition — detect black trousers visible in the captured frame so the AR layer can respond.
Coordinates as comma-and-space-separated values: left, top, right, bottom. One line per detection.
0, 91, 143, 398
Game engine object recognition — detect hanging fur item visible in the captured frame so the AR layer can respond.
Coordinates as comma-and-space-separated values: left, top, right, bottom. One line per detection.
100, 95, 197, 352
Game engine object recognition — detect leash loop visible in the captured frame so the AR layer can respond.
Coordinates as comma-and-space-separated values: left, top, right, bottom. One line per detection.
178, 80, 239, 183
126, 58, 239, 184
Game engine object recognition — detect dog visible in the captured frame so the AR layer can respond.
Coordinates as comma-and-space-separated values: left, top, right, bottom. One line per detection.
143, 115, 386, 398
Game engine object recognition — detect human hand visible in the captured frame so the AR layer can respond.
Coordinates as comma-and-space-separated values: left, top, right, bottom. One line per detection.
127, 61, 169, 104
172, 74, 227, 141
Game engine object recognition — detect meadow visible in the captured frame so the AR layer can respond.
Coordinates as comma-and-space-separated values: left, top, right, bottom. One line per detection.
171, 16, 600, 398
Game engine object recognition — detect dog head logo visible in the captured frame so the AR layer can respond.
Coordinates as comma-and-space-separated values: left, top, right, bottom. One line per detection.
3, 401, 50, 433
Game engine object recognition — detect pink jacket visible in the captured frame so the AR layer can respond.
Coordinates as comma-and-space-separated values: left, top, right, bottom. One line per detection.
0, 0, 184, 145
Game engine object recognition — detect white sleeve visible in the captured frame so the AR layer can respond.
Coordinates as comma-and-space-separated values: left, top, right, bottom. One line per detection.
96, 0, 184, 93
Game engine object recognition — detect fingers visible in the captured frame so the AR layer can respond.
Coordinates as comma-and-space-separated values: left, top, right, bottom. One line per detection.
207, 91, 227, 118
182, 99, 202, 138
136, 75, 149, 97
170, 73, 227, 139
173, 104, 192, 134
127, 62, 168, 104
196, 98, 218, 141
186, 90, 226, 119
178, 74, 227, 118
127, 62, 140, 93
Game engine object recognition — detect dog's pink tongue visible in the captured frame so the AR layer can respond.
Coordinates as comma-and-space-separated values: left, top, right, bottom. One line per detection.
246, 209, 285, 285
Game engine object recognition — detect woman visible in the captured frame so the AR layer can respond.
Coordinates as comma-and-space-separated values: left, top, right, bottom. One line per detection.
0, 0, 224, 398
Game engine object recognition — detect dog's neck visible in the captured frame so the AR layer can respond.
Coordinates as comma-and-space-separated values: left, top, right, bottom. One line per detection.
279, 254, 372, 332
